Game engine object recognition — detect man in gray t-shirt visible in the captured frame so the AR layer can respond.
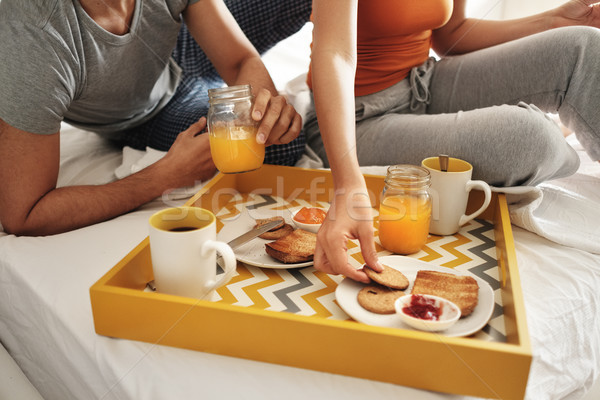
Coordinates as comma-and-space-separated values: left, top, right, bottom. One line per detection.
0, 0, 311, 235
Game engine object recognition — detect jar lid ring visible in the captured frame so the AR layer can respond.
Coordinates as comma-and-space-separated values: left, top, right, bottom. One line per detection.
208, 84, 253, 101
384, 164, 431, 188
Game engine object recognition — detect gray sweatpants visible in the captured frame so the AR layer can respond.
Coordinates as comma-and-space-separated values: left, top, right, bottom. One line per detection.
304, 26, 600, 187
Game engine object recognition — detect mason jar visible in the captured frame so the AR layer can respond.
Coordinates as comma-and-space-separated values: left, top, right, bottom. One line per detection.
207, 84, 265, 174
378, 164, 432, 254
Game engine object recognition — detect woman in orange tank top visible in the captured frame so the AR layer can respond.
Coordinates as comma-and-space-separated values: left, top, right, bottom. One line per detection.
306, 0, 600, 282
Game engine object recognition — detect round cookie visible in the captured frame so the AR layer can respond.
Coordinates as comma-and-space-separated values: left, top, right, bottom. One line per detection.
357, 284, 405, 314
259, 223, 294, 240
254, 216, 285, 231
363, 264, 409, 290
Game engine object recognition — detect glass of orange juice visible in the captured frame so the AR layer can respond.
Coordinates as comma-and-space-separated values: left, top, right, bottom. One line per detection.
207, 85, 265, 174
378, 165, 432, 254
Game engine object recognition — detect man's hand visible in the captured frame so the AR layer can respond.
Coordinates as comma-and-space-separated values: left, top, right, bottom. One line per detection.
252, 88, 302, 146
160, 117, 217, 187
314, 186, 383, 283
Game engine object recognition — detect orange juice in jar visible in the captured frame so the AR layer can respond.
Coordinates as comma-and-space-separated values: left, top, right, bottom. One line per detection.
378, 165, 432, 254
207, 85, 265, 173
209, 126, 265, 173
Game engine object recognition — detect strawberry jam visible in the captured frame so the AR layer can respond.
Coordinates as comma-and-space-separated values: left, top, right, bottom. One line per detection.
402, 295, 442, 321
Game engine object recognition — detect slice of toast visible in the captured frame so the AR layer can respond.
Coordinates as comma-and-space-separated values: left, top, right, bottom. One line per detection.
411, 270, 479, 317
265, 229, 317, 264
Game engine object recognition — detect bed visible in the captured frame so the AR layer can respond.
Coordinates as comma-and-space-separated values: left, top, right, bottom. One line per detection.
1, 23, 599, 400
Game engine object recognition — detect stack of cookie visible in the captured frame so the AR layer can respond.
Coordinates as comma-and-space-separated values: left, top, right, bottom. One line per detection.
357, 265, 409, 315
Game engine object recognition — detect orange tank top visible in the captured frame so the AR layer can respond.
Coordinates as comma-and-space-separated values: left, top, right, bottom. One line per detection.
307, 0, 453, 96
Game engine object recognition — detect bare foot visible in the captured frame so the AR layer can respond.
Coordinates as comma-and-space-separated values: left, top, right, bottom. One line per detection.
549, 113, 572, 137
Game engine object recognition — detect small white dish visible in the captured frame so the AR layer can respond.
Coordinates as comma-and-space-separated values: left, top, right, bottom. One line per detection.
290, 207, 327, 234
395, 294, 460, 332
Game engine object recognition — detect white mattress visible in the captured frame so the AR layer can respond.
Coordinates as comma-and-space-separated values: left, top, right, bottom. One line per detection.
1, 24, 600, 400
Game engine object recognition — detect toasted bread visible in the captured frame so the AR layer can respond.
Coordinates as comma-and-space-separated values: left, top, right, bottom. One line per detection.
265, 229, 317, 264
411, 270, 479, 317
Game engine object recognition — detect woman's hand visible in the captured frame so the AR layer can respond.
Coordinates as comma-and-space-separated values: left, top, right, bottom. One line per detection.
252, 88, 302, 146
314, 186, 383, 283
553, 0, 600, 28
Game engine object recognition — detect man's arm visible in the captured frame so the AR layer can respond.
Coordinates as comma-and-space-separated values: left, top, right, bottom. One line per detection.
182, 0, 301, 146
0, 118, 214, 235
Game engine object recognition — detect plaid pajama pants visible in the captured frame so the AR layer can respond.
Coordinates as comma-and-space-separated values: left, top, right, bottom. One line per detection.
123, 0, 312, 166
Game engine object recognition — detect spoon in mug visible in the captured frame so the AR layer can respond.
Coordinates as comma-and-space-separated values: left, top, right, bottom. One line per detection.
439, 154, 449, 172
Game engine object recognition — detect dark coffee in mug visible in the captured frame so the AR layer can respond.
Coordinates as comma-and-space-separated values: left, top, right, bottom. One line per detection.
168, 226, 198, 232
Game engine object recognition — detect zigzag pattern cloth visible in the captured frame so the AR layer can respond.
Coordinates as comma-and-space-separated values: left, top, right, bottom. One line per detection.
214, 194, 506, 342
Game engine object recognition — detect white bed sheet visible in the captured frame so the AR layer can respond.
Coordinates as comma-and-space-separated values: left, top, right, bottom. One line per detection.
1, 123, 599, 400
2, 24, 600, 400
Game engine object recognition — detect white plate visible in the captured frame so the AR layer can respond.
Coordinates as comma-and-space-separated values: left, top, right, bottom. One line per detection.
335, 255, 495, 337
217, 208, 313, 269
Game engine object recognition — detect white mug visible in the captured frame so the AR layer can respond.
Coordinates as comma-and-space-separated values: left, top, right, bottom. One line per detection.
421, 157, 492, 236
149, 206, 236, 300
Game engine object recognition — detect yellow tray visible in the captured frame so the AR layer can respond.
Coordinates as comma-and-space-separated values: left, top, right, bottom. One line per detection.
90, 164, 531, 399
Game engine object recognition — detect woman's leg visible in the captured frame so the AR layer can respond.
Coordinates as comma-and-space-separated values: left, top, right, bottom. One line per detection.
352, 102, 578, 186
123, 0, 312, 166
429, 26, 600, 161
308, 27, 595, 187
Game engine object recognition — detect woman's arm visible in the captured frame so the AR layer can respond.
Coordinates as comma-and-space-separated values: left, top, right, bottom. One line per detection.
433, 0, 600, 56
310, 0, 382, 282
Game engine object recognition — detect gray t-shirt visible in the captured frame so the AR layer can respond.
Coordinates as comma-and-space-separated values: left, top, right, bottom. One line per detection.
0, 0, 199, 137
